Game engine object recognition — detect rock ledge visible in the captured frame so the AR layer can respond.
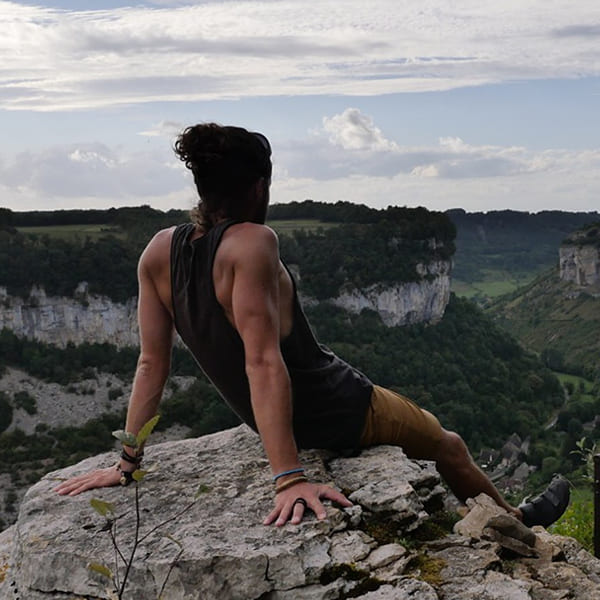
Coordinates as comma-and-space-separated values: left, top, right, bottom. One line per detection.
0, 425, 598, 600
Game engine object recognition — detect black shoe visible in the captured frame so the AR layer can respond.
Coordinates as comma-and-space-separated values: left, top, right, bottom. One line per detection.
519, 476, 570, 528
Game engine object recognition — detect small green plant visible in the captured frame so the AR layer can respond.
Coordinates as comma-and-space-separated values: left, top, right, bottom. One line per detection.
550, 487, 593, 552
549, 436, 598, 552
88, 415, 197, 599
571, 437, 599, 483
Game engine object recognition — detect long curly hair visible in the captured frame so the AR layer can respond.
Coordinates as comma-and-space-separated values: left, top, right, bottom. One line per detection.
173, 123, 272, 230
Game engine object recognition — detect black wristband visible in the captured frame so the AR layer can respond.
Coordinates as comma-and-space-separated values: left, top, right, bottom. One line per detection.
120, 449, 143, 466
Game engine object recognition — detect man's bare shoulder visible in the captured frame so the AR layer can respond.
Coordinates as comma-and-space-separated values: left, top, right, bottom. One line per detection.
221, 222, 279, 262
138, 226, 176, 275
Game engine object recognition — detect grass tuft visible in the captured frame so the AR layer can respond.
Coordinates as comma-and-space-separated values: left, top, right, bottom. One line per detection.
550, 486, 594, 552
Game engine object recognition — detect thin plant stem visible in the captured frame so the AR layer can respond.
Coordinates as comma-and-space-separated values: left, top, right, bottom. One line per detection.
111, 523, 120, 591
138, 500, 196, 544
119, 484, 141, 599
157, 548, 184, 599
109, 518, 128, 570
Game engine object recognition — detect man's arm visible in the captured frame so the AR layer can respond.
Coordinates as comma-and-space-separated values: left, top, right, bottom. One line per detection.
227, 224, 351, 525
55, 233, 173, 495
122, 238, 173, 443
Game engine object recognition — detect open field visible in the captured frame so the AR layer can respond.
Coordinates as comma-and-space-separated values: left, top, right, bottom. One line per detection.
267, 219, 338, 234
451, 268, 539, 299
554, 372, 595, 395
17, 224, 124, 240
15, 218, 337, 241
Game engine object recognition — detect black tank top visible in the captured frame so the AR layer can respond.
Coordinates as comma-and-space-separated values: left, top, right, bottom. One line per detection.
170, 220, 372, 449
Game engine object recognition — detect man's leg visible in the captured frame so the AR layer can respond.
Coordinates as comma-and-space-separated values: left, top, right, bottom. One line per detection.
433, 429, 520, 517
360, 386, 568, 526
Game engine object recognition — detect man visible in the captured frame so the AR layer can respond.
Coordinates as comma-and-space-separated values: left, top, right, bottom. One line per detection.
56, 123, 569, 529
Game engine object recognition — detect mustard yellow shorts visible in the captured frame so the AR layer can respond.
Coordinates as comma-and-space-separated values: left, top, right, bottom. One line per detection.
359, 385, 444, 460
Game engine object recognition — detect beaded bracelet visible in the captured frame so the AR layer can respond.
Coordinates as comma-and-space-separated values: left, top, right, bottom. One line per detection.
115, 462, 135, 487
272, 467, 304, 482
275, 475, 308, 494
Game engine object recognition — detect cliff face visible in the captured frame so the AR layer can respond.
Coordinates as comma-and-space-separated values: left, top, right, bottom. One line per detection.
0, 257, 451, 347
0, 283, 138, 348
559, 223, 600, 288
0, 425, 598, 600
559, 244, 600, 287
332, 259, 451, 326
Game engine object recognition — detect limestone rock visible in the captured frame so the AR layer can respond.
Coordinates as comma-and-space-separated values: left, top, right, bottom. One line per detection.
453, 493, 509, 539
485, 515, 537, 547
330, 259, 451, 326
365, 544, 407, 569
328, 446, 444, 530
0, 426, 441, 600
483, 514, 538, 557
0, 257, 452, 351
560, 243, 600, 287
439, 570, 532, 600
0, 285, 138, 348
1, 426, 600, 600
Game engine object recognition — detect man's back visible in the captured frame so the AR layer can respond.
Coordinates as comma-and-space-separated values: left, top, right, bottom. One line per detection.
168, 219, 373, 449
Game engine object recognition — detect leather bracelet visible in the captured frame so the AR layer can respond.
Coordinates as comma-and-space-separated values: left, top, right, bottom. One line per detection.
275, 476, 308, 494
115, 463, 135, 487
120, 449, 143, 466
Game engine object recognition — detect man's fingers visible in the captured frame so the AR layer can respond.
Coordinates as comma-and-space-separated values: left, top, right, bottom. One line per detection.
290, 500, 305, 524
55, 479, 86, 495
274, 503, 293, 527
263, 507, 280, 525
319, 486, 353, 507
308, 497, 327, 520
54, 468, 121, 496
55, 474, 95, 495
54, 474, 87, 492
263, 483, 353, 526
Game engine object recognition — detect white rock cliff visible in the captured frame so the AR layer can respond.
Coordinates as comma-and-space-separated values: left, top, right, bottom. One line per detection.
332, 260, 451, 327
0, 283, 138, 348
559, 244, 600, 287
0, 257, 451, 347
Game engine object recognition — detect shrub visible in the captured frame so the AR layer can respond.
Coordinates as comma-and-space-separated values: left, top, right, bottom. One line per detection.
13, 391, 37, 415
0, 393, 12, 433
108, 387, 123, 401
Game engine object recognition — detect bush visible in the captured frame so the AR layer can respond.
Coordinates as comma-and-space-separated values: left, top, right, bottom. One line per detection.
108, 387, 123, 401
13, 391, 37, 415
0, 392, 13, 433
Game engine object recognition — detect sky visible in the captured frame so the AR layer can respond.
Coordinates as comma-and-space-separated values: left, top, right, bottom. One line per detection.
1, 1, 600, 215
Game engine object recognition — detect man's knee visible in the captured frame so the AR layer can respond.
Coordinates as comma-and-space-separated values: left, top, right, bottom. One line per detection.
434, 430, 471, 469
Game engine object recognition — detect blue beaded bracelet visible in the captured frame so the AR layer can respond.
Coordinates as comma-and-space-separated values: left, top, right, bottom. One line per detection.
272, 467, 305, 482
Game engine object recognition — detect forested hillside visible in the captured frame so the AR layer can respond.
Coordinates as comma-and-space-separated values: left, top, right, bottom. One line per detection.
0, 203, 454, 302
448, 208, 600, 300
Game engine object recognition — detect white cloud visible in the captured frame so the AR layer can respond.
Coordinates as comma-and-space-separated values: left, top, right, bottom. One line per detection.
0, 142, 187, 199
284, 109, 534, 181
322, 108, 398, 151
1, 0, 600, 110
268, 109, 600, 212
138, 120, 184, 138
272, 157, 600, 214
411, 164, 439, 178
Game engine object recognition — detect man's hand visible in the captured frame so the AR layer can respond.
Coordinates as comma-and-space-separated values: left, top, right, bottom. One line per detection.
53, 466, 122, 496
263, 482, 353, 527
